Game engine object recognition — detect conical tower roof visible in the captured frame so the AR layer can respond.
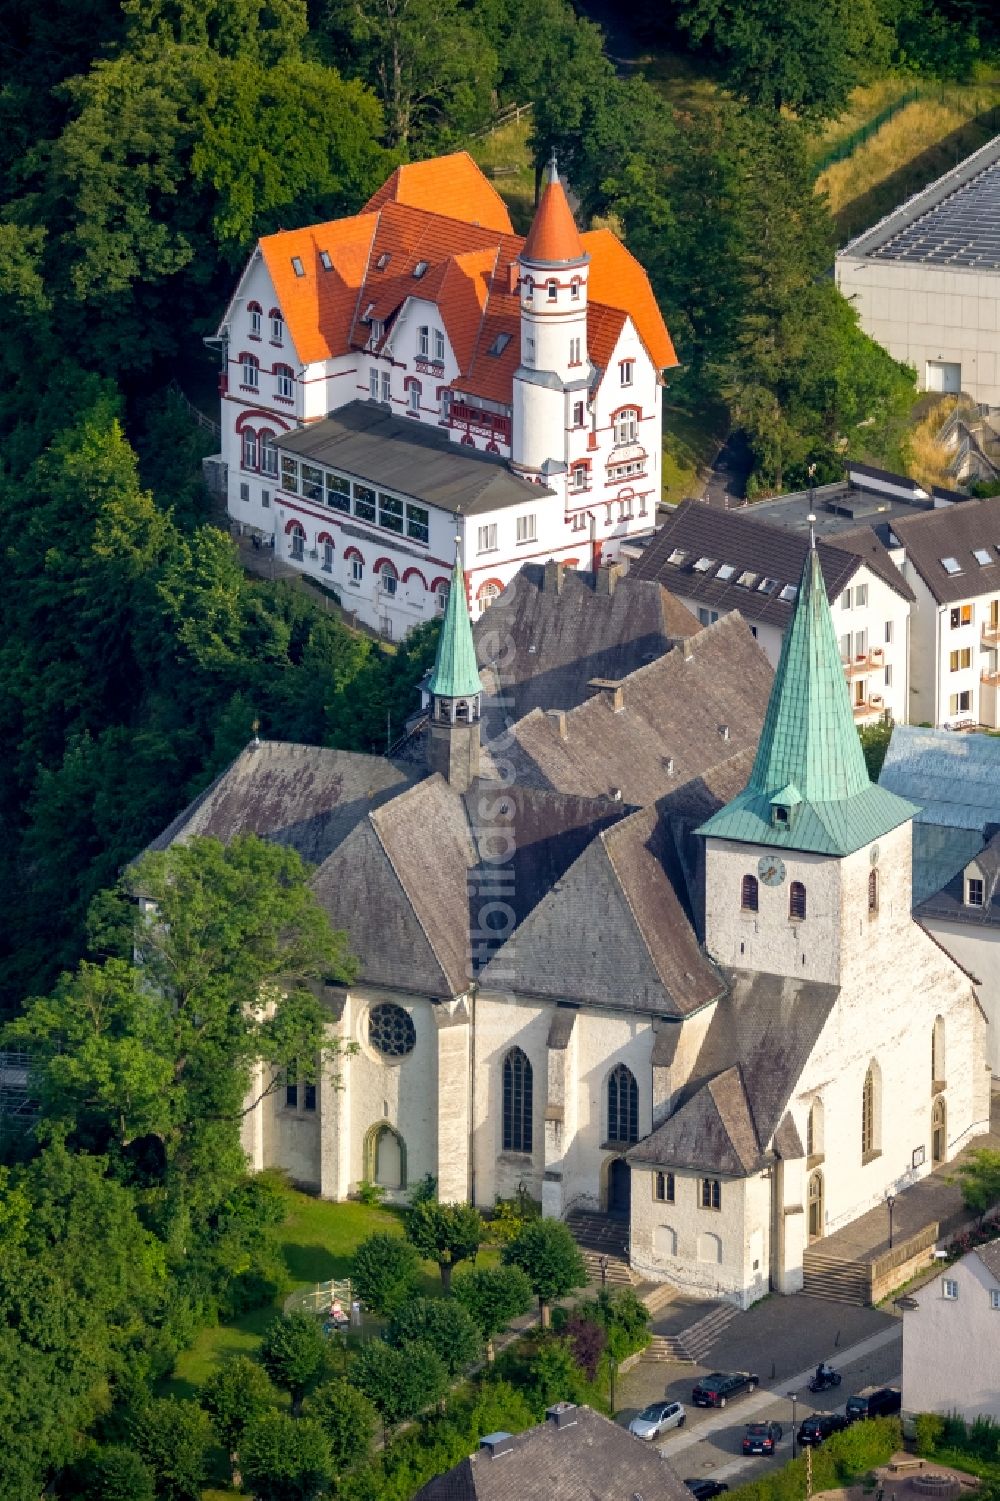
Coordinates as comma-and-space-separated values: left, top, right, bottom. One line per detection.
698, 542, 916, 856
427, 551, 483, 701
521, 157, 586, 267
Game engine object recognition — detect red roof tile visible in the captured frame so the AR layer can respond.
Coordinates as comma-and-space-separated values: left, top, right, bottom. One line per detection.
522, 171, 585, 265
364, 151, 513, 235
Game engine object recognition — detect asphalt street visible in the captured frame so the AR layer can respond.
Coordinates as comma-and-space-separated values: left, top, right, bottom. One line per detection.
619, 1322, 903, 1487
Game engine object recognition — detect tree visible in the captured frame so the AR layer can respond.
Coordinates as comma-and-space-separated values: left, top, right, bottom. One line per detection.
304, 1378, 377, 1473
78, 1446, 155, 1501
387, 1296, 483, 1376
350, 1339, 448, 1428
503, 1220, 586, 1326
201, 1357, 277, 1482
859, 717, 894, 781
453, 1264, 533, 1359
351, 1232, 420, 1315
954, 1150, 1000, 1220
563, 1313, 606, 1380
128, 1398, 212, 1501
260, 1313, 327, 1413
239, 1411, 333, 1501
405, 1200, 483, 1292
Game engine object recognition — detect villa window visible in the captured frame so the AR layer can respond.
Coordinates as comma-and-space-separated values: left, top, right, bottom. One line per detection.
620, 360, 635, 387
942, 1279, 959, 1300
270, 310, 284, 343
242, 428, 258, 470
240, 353, 259, 390
614, 409, 638, 445
418, 326, 429, 357
260, 431, 278, 477
434, 329, 445, 363
248, 302, 262, 337
275, 364, 294, 400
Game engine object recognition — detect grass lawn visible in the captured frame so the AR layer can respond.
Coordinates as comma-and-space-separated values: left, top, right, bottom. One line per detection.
662, 399, 728, 505
469, 116, 536, 232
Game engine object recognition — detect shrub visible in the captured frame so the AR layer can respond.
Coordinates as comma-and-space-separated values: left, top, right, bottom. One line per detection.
489, 1195, 541, 1246
563, 1313, 606, 1380
351, 1232, 420, 1316
259, 1312, 327, 1413
915, 1412, 946, 1456
356, 1179, 386, 1206
387, 1296, 483, 1375
409, 1173, 438, 1206
725, 1418, 901, 1501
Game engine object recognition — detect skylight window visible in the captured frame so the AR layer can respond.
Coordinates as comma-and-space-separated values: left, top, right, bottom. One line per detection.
413, 260, 429, 279
376, 252, 392, 270
363, 301, 375, 322
488, 332, 512, 357
941, 556, 962, 575
291, 256, 305, 277
319, 250, 333, 271
757, 577, 778, 594
779, 584, 798, 602
974, 548, 993, 566
716, 564, 736, 581
667, 548, 686, 565
737, 570, 757, 588
693, 556, 716, 573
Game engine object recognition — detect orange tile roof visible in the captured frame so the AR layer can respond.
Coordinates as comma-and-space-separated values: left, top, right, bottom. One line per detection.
364, 151, 513, 235
252, 157, 676, 404
582, 228, 678, 372
522, 171, 586, 265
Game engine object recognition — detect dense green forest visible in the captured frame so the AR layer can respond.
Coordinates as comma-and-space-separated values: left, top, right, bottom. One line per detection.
0, 0, 997, 1491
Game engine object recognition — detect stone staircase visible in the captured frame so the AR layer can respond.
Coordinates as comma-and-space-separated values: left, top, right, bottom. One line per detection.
566, 1209, 634, 1288
802, 1247, 871, 1307
642, 1301, 741, 1364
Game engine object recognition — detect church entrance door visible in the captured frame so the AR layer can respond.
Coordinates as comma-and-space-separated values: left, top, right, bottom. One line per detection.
608, 1157, 631, 1219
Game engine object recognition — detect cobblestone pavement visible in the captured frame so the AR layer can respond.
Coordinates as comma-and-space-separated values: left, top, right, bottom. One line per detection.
617, 1295, 902, 1486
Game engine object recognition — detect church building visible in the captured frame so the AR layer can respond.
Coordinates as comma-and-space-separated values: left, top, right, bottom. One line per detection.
150, 542, 991, 1308
209, 152, 676, 635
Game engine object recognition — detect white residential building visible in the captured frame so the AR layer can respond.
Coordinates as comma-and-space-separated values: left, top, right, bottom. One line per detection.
901, 1239, 1000, 1422
209, 151, 677, 635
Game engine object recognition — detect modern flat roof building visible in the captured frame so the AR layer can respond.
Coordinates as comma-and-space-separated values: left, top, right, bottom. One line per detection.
836, 134, 1000, 405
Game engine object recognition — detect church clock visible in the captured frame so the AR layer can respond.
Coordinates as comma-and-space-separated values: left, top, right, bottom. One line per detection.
758, 855, 786, 887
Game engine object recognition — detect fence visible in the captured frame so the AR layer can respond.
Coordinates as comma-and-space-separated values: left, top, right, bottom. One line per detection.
167, 379, 221, 439
284, 1277, 355, 1319
813, 88, 922, 177
471, 101, 532, 140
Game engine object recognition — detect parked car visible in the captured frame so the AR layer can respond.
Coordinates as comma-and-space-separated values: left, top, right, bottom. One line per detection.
629, 1401, 687, 1441
742, 1422, 782, 1455
798, 1413, 849, 1447
845, 1387, 902, 1423
691, 1371, 760, 1408
685, 1482, 730, 1500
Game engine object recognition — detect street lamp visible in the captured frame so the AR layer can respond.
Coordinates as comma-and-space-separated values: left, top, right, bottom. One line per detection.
886, 1194, 897, 1251
788, 1392, 798, 1460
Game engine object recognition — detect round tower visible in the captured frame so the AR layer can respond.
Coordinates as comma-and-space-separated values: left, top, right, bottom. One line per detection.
512, 156, 590, 476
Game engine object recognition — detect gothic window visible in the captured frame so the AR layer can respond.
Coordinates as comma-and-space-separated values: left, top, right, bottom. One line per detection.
932, 1095, 946, 1164
741, 874, 759, 911
607, 1063, 638, 1144
369, 1003, 416, 1058
807, 1098, 824, 1161
932, 1016, 946, 1085
861, 1062, 881, 1159
502, 1047, 532, 1153
868, 868, 879, 913
789, 881, 807, 920
808, 1170, 824, 1241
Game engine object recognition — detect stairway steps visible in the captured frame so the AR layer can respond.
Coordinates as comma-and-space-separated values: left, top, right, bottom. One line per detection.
801, 1249, 871, 1307
580, 1250, 633, 1287
640, 1282, 678, 1317
643, 1333, 693, 1363
678, 1303, 741, 1361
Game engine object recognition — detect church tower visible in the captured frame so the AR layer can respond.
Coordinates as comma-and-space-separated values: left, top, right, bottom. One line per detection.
426, 547, 482, 793
698, 529, 916, 985
512, 156, 590, 479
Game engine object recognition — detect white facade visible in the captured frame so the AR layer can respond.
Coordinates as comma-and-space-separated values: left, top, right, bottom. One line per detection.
671, 563, 911, 726
902, 1251, 1000, 1422
894, 563, 1000, 728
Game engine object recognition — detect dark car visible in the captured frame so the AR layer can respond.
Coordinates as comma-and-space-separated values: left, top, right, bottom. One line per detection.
742, 1421, 782, 1455
798, 1413, 849, 1447
691, 1371, 760, 1408
685, 1482, 730, 1500
845, 1387, 902, 1423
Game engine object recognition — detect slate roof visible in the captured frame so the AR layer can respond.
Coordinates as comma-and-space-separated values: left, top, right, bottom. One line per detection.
916, 827, 1000, 930
630, 500, 913, 626
278, 403, 552, 517
630, 969, 840, 1174
975, 1237, 1000, 1282
492, 610, 772, 806
891, 495, 1000, 603
480, 806, 725, 1017
700, 547, 916, 856
473, 563, 698, 743
414, 1405, 693, 1501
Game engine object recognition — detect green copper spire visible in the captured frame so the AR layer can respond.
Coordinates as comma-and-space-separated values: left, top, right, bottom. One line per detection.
427, 545, 482, 701
698, 539, 916, 856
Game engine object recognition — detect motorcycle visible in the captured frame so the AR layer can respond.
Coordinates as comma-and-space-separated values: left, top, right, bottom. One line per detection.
808, 1369, 842, 1393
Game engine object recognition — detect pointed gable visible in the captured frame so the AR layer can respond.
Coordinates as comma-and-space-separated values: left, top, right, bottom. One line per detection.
258, 215, 378, 364
629, 1067, 761, 1175
582, 228, 678, 371
699, 546, 916, 855
364, 151, 514, 234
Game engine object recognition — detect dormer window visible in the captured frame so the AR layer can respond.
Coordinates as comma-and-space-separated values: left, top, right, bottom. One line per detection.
413, 260, 429, 279
363, 301, 375, 322
667, 549, 686, 565
941, 557, 962, 575
488, 332, 511, 357
376, 251, 391, 270
772, 804, 790, 827
319, 250, 333, 271
967, 876, 985, 907
291, 256, 305, 277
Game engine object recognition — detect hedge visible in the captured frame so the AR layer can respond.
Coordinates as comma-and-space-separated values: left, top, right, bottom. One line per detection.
726, 1418, 902, 1501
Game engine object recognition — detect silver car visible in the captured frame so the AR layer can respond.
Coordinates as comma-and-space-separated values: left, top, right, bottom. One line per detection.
629, 1400, 687, 1440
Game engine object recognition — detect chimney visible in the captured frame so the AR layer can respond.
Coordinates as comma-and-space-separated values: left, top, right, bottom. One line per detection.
596, 559, 627, 596
588, 677, 624, 712
543, 559, 565, 594
546, 709, 568, 741
545, 1403, 578, 1429
479, 1432, 515, 1458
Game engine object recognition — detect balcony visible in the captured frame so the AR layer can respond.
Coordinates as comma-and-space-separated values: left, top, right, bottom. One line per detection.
982, 623, 1000, 648
852, 691, 887, 722
842, 647, 885, 679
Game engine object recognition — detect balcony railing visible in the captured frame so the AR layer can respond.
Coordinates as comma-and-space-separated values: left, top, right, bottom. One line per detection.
981, 624, 1000, 647
852, 695, 886, 720
981, 668, 1000, 686
842, 647, 885, 679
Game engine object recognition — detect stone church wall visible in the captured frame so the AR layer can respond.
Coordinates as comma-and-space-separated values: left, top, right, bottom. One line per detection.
630, 1163, 772, 1307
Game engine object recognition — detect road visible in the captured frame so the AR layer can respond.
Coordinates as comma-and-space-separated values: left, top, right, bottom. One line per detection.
623, 1323, 902, 1486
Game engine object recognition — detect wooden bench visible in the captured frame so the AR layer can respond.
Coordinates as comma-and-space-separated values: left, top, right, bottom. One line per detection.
888, 1459, 926, 1473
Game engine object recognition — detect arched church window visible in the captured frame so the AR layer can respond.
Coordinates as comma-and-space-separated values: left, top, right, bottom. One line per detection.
932, 1016, 945, 1085
932, 1095, 946, 1164
741, 874, 759, 912
861, 1062, 881, 1159
789, 881, 806, 920
807, 1098, 824, 1161
868, 868, 879, 913
502, 1047, 532, 1154
607, 1063, 638, 1144
369, 1003, 416, 1059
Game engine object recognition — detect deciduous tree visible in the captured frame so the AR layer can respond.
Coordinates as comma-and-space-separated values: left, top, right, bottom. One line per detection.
387, 1296, 483, 1375
260, 1313, 328, 1413
239, 1411, 333, 1501
502, 1220, 587, 1326
453, 1264, 533, 1359
304, 1378, 377, 1473
405, 1200, 483, 1292
351, 1232, 420, 1316
351, 1338, 449, 1427
201, 1356, 278, 1482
